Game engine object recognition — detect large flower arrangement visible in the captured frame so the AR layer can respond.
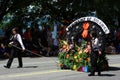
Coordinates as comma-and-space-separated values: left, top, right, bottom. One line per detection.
58, 40, 109, 72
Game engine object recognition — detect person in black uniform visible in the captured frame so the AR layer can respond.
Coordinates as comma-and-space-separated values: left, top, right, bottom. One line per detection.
4, 27, 25, 68
88, 31, 102, 76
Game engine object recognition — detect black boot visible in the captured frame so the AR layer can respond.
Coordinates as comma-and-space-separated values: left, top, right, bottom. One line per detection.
88, 72, 95, 76
17, 66, 23, 68
98, 72, 101, 76
89, 67, 95, 76
4, 65, 10, 69
88, 73, 95, 76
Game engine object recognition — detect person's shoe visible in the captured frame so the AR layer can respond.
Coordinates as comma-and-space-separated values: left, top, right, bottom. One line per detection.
88, 73, 95, 76
4, 65, 10, 69
98, 72, 101, 76
17, 66, 23, 68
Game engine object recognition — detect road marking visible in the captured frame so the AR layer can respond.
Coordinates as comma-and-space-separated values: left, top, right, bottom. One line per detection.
0, 63, 119, 79
0, 70, 70, 78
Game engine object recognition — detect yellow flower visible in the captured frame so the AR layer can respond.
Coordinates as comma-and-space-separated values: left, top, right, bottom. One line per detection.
63, 41, 67, 45
74, 56, 77, 59
78, 51, 82, 54
73, 65, 77, 70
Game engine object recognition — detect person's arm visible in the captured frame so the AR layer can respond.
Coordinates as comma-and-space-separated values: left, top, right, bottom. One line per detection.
16, 34, 25, 50
94, 38, 98, 45
95, 38, 102, 55
98, 49, 102, 55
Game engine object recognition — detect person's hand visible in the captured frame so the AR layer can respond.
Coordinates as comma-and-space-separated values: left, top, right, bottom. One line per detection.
9, 42, 13, 45
98, 50, 102, 55
8, 42, 13, 47
22, 49, 26, 52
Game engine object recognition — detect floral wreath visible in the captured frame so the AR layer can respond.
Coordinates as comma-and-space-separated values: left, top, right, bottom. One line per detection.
58, 17, 109, 72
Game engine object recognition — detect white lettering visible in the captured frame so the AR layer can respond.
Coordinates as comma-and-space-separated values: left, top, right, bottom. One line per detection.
67, 17, 110, 34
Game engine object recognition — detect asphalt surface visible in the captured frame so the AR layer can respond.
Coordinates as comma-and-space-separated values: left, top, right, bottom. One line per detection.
0, 55, 120, 80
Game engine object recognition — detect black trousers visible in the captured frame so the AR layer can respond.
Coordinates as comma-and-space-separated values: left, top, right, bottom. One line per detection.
90, 51, 101, 74
6, 47, 23, 68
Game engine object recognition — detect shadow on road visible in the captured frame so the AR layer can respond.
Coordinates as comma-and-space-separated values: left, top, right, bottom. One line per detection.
99, 66, 120, 77
108, 66, 120, 71
23, 66, 38, 68
100, 74, 115, 77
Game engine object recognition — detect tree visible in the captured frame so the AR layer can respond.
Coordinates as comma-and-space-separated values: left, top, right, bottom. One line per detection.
0, 0, 36, 22
1, 0, 120, 29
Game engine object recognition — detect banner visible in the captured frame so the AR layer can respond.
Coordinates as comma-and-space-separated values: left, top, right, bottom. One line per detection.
66, 17, 110, 34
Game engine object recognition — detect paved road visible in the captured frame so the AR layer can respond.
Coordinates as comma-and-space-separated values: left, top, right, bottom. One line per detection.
0, 55, 120, 80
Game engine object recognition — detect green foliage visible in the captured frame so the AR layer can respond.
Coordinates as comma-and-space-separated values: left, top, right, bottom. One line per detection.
1, 0, 120, 29
58, 40, 90, 70
58, 40, 109, 72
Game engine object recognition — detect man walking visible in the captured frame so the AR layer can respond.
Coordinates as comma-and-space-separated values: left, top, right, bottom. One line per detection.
4, 27, 25, 68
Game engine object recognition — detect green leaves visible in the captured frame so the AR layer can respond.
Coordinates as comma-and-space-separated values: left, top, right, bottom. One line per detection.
1, 0, 120, 29
58, 40, 90, 70
58, 39, 109, 71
